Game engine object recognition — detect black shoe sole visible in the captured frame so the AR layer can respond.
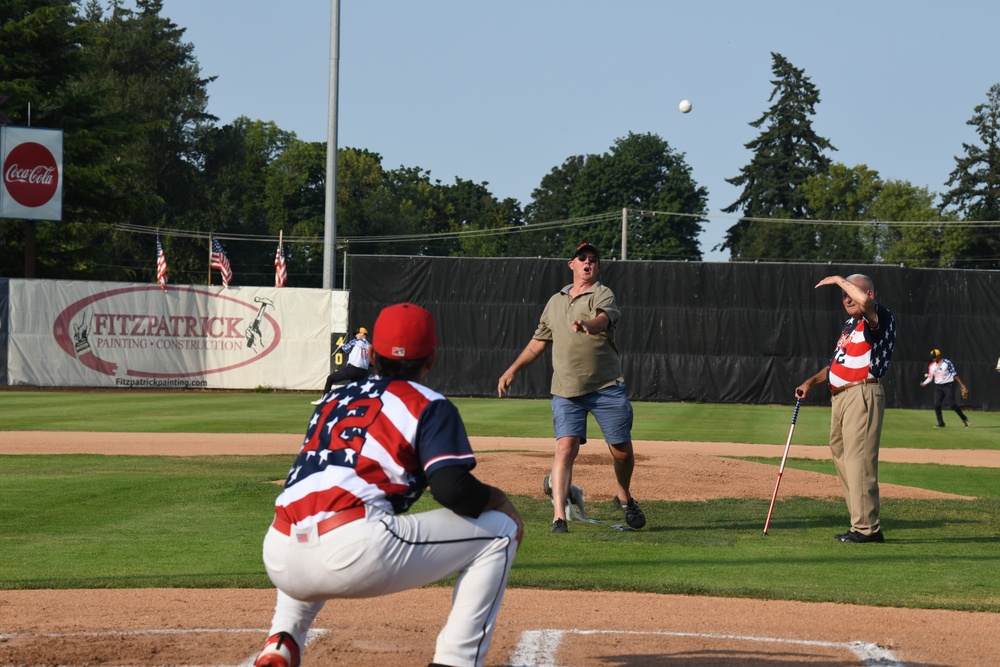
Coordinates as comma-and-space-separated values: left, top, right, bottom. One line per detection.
836, 531, 884, 543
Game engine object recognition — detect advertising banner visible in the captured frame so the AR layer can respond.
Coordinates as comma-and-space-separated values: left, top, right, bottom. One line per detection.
0, 126, 64, 221
6, 280, 331, 390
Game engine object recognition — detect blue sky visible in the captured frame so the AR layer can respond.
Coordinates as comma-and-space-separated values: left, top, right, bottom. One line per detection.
160, 1, 1000, 261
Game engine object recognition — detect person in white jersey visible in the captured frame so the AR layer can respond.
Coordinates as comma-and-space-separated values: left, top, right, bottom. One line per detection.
311, 327, 371, 405
920, 348, 970, 428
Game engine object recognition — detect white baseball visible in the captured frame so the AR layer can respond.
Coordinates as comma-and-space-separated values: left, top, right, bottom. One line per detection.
679, 99, 692, 114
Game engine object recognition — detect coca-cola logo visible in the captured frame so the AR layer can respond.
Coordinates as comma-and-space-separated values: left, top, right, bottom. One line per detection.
4, 142, 59, 207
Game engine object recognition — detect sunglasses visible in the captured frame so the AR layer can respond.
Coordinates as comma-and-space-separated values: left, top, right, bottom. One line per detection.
575, 252, 599, 263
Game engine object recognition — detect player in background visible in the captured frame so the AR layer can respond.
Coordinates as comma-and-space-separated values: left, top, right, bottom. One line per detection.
920, 348, 970, 428
311, 326, 371, 405
256, 303, 523, 667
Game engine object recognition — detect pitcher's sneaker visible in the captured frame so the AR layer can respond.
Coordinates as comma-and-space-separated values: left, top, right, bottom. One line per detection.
255, 632, 300, 667
612, 496, 647, 529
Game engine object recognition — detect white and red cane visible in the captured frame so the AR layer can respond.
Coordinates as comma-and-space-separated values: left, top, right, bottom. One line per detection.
763, 398, 802, 536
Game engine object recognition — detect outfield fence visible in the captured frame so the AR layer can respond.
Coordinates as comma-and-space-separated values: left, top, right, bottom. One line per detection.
347, 256, 1000, 410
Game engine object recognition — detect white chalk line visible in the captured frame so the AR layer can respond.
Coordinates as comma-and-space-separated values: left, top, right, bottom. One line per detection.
507, 628, 905, 667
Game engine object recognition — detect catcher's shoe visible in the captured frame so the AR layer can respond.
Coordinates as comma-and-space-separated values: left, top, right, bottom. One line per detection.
255, 632, 300, 667
612, 496, 647, 529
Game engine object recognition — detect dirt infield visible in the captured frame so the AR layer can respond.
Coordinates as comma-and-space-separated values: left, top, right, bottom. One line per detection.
2, 432, 998, 666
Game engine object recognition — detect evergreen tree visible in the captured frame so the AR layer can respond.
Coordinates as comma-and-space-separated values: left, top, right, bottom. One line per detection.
720, 52, 835, 261
940, 83, 1000, 269
0, 0, 95, 278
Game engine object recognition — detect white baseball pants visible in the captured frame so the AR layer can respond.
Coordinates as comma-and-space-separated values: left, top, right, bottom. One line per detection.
263, 506, 519, 667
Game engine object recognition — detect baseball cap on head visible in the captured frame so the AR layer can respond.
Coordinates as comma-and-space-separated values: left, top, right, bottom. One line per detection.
931, 348, 942, 359
372, 303, 437, 360
574, 242, 600, 261
357, 327, 369, 335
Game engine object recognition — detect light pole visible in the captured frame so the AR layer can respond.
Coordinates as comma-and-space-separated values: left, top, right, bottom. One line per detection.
323, 0, 341, 289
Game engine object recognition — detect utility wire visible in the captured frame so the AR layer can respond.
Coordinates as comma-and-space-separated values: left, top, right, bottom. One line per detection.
111, 209, 1000, 249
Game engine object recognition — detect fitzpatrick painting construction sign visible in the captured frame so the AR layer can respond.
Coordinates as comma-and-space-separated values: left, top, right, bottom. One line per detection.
0, 126, 64, 221
6, 280, 331, 390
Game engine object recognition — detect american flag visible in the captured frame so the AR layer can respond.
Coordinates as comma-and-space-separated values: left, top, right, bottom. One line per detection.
274, 242, 287, 287
156, 236, 167, 292
210, 238, 233, 288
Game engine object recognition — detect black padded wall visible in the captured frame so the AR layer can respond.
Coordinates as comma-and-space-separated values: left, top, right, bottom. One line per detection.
349, 257, 1000, 410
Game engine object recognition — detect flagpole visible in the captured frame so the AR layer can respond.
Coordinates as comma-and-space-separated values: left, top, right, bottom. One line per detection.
278, 230, 284, 288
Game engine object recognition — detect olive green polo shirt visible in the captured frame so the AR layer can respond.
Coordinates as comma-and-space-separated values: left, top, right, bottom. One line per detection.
533, 282, 624, 398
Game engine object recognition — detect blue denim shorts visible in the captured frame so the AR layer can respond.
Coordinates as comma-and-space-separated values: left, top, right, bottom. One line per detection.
552, 381, 633, 445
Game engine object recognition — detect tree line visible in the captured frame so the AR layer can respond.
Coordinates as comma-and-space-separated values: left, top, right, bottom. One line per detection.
2, 2, 998, 289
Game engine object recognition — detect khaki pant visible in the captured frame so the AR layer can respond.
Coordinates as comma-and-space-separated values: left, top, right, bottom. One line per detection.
829, 382, 884, 534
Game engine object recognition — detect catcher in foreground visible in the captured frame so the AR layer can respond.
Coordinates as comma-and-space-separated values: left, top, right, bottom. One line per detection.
255, 303, 522, 667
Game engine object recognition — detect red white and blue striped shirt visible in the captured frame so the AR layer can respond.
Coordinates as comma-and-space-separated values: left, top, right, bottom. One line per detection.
828, 302, 896, 389
274, 376, 476, 529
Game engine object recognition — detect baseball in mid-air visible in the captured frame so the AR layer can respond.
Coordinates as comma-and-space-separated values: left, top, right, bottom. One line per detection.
679, 99, 692, 114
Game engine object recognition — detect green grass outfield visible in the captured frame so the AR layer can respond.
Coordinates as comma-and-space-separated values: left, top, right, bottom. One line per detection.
2, 391, 999, 612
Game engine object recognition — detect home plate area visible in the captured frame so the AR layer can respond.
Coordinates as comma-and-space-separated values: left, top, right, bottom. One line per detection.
1, 586, 994, 666
507, 629, 903, 667
0, 626, 904, 667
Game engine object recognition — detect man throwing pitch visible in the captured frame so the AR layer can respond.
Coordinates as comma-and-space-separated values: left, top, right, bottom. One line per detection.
795, 274, 896, 543
255, 303, 522, 667
498, 242, 645, 534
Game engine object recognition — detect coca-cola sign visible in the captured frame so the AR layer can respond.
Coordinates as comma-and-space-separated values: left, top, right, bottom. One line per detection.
4, 142, 59, 207
1, 126, 63, 221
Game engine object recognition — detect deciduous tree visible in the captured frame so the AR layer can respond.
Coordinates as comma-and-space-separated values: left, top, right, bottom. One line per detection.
525, 133, 706, 260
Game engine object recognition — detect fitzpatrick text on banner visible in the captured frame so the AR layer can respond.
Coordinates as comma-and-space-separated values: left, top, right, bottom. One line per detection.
4, 280, 332, 390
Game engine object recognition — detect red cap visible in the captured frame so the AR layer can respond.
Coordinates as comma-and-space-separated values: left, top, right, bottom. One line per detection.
372, 303, 438, 360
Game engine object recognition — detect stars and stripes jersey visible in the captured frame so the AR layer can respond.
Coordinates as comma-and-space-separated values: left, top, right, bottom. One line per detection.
273, 376, 476, 529
828, 302, 896, 389
923, 359, 959, 385
341, 338, 371, 370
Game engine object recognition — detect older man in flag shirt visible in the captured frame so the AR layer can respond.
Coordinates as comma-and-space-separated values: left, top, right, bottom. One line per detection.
796, 274, 896, 544
254, 303, 522, 667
